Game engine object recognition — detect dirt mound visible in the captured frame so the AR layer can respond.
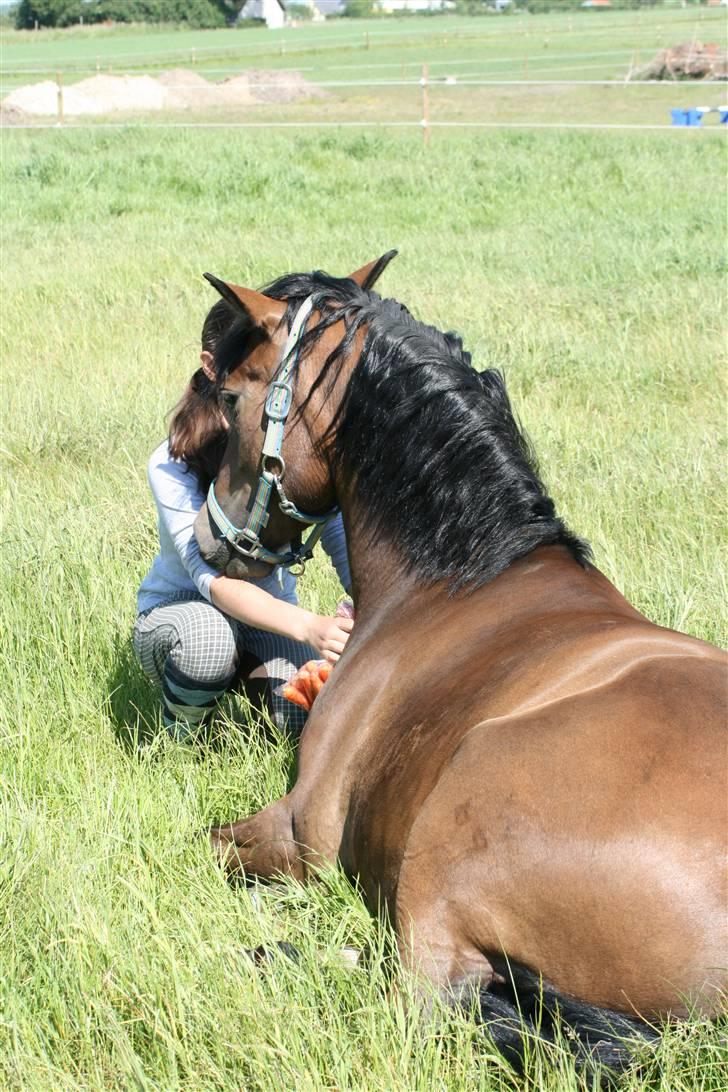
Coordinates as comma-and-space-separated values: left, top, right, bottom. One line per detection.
235, 69, 326, 105
156, 67, 225, 110
632, 41, 728, 81
0, 101, 28, 126
1, 67, 324, 118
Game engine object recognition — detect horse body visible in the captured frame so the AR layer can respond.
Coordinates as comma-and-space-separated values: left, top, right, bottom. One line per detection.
215, 543, 726, 1017
196, 260, 727, 1034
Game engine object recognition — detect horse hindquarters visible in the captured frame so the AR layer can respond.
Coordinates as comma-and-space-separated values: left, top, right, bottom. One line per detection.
392, 656, 727, 1020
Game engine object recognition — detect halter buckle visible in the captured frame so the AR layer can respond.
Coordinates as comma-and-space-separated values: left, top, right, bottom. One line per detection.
233, 527, 262, 558
265, 380, 293, 422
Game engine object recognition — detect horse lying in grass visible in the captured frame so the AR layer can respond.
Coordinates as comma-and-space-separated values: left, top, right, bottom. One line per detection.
193, 254, 727, 1068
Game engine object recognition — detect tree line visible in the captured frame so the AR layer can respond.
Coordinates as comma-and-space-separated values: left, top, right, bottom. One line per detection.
11, 0, 700, 31
14, 1, 246, 29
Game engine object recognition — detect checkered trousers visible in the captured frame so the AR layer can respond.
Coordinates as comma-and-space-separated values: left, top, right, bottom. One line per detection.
132, 592, 316, 740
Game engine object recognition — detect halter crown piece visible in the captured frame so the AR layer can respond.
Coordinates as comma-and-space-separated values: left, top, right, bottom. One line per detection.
206, 295, 338, 574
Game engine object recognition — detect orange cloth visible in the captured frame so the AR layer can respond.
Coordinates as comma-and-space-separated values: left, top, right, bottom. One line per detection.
282, 660, 332, 711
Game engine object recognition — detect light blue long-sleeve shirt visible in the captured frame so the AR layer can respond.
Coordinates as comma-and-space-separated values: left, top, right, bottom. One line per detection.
137, 440, 350, 614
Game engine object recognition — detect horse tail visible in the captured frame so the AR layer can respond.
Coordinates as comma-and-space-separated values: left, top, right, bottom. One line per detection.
473, 967, 660, 1077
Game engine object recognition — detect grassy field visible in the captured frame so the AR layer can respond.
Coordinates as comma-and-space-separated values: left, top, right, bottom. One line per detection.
2, 8, 727, 127
1, 44, 727, 1092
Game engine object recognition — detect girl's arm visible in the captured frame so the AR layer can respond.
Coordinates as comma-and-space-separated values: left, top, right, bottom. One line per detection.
148, 448, 352, 661
210, 575, 353, 663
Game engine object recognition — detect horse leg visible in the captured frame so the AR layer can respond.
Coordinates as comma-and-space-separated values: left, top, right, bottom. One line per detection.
210, 796, 305, 882
394, 895, 654, 1075
394, 896, 498, 1007
398, 912, 531, 1065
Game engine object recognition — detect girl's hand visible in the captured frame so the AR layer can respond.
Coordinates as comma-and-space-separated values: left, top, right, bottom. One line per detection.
209, 576, 354, 662
303, 612, 354, 663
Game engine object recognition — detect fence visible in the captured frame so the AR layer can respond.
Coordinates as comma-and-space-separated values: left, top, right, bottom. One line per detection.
5, 68, 727, 137
2, 7, 726, 137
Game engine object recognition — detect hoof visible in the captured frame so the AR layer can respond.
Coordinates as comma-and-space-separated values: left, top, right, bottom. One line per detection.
209, 825, 247, 885
209, 825, 231, 856
209, 825, 233, 865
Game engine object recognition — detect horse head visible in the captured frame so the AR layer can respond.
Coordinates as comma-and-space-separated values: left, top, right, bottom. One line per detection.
193, 252, 397, 580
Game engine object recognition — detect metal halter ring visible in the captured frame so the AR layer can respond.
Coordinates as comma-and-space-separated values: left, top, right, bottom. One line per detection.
262, 454, 285, 482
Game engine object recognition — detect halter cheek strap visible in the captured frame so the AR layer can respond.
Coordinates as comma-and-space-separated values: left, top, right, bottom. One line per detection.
206, 295, 338, 574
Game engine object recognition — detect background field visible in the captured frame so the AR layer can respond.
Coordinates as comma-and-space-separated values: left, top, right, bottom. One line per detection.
1, 9, 727, 1092
2, 7, 728, 127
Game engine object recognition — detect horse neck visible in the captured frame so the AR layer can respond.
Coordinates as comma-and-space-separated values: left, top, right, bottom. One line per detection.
336, 487, 420, 623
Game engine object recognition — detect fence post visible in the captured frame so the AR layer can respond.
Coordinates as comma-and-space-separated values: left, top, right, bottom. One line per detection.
685, 37, 695, 78
56, 70, 64, 126
421, 63, 430, 148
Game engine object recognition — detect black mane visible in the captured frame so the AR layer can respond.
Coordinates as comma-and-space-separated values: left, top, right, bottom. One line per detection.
215, 271, 590, 592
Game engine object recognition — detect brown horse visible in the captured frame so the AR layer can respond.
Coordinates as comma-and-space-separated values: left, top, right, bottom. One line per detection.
194, 255, 727, 1062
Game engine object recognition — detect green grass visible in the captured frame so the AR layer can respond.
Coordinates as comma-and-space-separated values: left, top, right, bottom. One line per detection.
2, 9, 725, 77
1, 116, 726, 1089
2, 8, 727, 126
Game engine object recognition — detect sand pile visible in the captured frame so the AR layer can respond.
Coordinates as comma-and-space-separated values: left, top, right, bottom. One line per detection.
631, 41, 727, 81
236, 69, 325, 105
157, 68, 226, 110
2, 67, 325, 118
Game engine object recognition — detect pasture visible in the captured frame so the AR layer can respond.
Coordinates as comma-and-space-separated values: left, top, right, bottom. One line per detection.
1, 11, 727, 1090
2, 7, 727, 126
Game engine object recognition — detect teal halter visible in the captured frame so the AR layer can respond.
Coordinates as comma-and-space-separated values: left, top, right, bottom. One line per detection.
206, 295, 338, 574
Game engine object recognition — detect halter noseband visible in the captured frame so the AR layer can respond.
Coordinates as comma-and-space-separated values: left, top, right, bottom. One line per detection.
206, 295, 338, 574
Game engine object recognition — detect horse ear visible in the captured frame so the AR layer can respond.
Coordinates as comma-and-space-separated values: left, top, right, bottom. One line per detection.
203, 273, 286, 334
348, 250, 398, 291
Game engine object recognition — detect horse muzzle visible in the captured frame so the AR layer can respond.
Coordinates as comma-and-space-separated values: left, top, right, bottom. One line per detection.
194, 503, 276, 581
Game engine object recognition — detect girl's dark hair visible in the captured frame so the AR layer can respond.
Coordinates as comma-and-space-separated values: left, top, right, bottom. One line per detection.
168, 299, 233, 490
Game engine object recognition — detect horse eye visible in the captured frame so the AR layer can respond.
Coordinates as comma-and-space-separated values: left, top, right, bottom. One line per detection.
219, 390, 238, 409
